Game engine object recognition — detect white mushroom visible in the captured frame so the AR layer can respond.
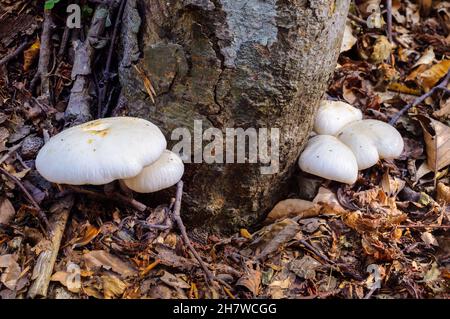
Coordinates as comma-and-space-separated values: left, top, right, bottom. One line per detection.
298, 135, 358, 184
123, 150, 184, 193
314, 100, 363, 135
337, 119, 404, 169
36, 117, 167, 185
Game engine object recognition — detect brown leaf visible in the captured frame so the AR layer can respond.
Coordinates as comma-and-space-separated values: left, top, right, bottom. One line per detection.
370, 36, 393, 64
289, 255, 321, 280
417, 59, 450, 91
240, 228, 253, 239
250, 218, 301, 261
0, 254, 21, 290
433, 99, 450, 119
417, 115, 450, 171
83, 250, 137, 278
159, 271, 190, 289
437, 182, 450, 203
0, 197, 15, 225
23, 39, 40, 71
236, 265, 261, 296
265, 198, 320, 224
102, 275, 127, 299
73, 224, 100, 248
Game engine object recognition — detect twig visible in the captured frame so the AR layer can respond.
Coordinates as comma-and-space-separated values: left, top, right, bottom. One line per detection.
0, 144, 21, 165
347, 13, 367, 26
0, 40, 30, 66
386, 0, 393, 43
57, 25, 71, 59
65, 185, 147, 212
389, 70, 450, 125
32, 9, 54, 101
0, 167, 49, 229
98, 0, 126, 118
171, 181, 216, 287
299, 239, 335, 265
28, 196, 74, 298
398, 224, 450, 229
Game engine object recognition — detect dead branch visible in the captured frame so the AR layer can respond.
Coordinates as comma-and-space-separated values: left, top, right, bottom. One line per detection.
27, 196, 74, 298
31, 9, 54, 101
98, 0, 126, 118
64, 5, 110, 125
171, 181, 216, 286
389, 70, 450, 125
0, 40, 30, 66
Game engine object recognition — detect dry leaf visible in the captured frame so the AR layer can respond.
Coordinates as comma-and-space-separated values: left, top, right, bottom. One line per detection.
250, 218, 301, 261
23, 39, 40, 71
73, 224, 100, 248
236, 265, 261, 296
340, 22, 357, 53
433, 99, 450, 118
381, 171, 405, 197
0, 254, 21, 290
417, 115, 450, 171
159, 271, 190, 289
102, 275, 127, 299
265, 198, 320, 224
83, 250, 137, 277
436, 182, 450, 203
412, 47, 435, 68
0, 197, 15, 225
240, 228, 253, 239
371, 36, 393, 64
421, 232, 439, 247
418, 60, 450, 91
289, 255, 321, 280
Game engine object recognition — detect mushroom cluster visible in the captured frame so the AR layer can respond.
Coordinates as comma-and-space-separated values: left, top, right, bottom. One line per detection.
298, 100, 404, 184
36, 117, 184, 193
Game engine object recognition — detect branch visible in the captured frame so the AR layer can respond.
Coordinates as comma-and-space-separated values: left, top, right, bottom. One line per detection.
64, 5, 110, 125
389, 70, 450, 125
0, 40, 30, 66
28, 196, 74, 298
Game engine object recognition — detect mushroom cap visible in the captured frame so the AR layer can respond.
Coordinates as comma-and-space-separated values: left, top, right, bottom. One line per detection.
123, 150, 184, 193
337, 119, 404, 169
36, 117, 167, 185
298, 135, 358, 184
314, 100, 363, 135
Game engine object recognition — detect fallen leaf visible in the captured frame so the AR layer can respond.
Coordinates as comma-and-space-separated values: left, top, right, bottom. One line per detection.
83, 250, 137, 277
0, 254, 21, 290
421, 232, 439, 247
102, 275, 127, 299
381, 171, 405, 197
370, 36, 393, 64
340, 22, 357, 53
159, 271, 190, 289
433, 99, 450, 118
436, 182, 450, 203
0, 197, 15, 225
412, 47, 435, 68
23, 39, 40, 71
417, 59, 450, 91
265, 198, 320, 224
250, 218, 301, 261
236, 265, 261, 296
72, 224, 101, 248
240, 228, 253, 239
288, 255, 321, 280
417, 115, 450, 171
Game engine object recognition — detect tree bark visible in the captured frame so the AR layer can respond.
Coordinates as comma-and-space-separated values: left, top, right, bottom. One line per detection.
119, 0, 350, 233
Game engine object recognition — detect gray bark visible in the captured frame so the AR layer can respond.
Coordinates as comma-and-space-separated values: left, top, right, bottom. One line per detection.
119, 0, 350, 233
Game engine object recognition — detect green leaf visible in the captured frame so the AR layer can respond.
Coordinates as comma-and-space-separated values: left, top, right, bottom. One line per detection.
44, 0, 61, 10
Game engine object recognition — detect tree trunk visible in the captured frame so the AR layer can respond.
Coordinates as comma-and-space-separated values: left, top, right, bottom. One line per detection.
119, 0, 350, 233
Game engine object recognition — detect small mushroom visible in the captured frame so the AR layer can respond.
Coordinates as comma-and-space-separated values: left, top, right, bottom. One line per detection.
298, 135, 358, 184
123, 150, 184, 193
314, 100, 363, 135
337, 119, 404, 169
36, 117, 167, 185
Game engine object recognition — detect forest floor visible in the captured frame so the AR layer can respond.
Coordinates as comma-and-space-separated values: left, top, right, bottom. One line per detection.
0, 0, 449, 299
